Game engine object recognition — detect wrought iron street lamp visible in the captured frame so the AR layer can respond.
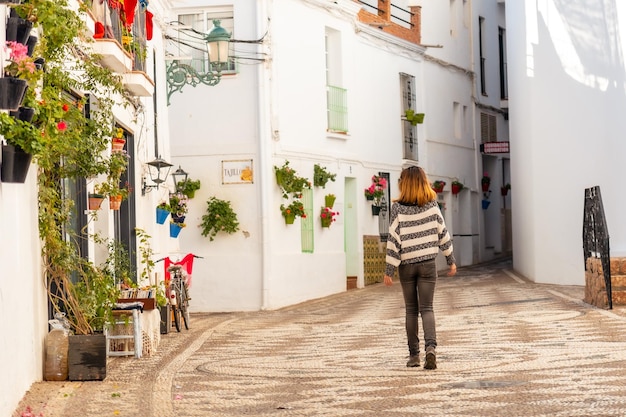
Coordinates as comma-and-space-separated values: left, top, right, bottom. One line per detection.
142, 156, 173, 195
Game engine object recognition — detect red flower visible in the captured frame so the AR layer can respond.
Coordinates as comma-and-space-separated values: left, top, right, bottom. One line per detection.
62, 104, 69, 112
57, 121, 67, 131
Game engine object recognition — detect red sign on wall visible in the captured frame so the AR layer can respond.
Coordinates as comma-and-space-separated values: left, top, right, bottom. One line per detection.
480, 141, 510, 154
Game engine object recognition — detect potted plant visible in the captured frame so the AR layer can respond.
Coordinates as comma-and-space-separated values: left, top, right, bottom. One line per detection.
481, 172, 491, 192
88, 193, 105, 210
432, 180, 446, 193
451, 180, 464, 195
313, 164, 336, 188
178, 178, 201, 199
169, 221, 186, 238
320, 206, 339, 228
324, 193, 336, 209
111, 127, 125, 152
280, 200, 306, 224
501, 183, 511, 196
169, 192, 188, 223
200, 196, 240, 241
156, 201, 171, 224
404, 109, 425, 126
364, 175, 387, 205
274, 161, 311, 199
1, 40, 39, 111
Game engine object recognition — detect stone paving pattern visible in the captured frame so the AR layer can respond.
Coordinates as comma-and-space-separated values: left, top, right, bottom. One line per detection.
13, 260, 626, 416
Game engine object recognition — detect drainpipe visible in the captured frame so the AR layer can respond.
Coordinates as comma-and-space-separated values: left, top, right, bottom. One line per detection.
257, 0, 272, 310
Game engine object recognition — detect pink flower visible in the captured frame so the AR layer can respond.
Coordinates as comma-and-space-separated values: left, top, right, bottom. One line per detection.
7, 41, 28, 61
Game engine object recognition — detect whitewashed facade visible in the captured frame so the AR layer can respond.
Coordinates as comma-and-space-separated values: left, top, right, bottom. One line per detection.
507, 0, 626, 285
3, 0, 515, 413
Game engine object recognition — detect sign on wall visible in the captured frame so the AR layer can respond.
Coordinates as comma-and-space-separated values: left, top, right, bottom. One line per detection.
222, 160, 254, 184
480, 141, 510, 154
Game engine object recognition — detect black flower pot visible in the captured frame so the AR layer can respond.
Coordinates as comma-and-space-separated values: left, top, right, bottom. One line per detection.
0, 77, 28, 111
9, 106, 35, 122
26, 35, 38, 57
6, 16, 33, 44
1, 144, 32, 183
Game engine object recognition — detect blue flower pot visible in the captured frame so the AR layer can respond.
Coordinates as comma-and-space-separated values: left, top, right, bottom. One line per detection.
482, 199, 491, 210
169, 223, 183, 238
156, 207, 170, 224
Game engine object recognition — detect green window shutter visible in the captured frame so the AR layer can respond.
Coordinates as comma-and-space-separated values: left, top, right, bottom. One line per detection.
301, 188, 314, 253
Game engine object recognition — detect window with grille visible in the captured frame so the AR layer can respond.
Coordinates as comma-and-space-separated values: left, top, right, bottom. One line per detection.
301, 188, 314, 253
401, 73, 418, 161
326, 27, 348, 133
173, 7, 236, 74
480, 112, 497, 142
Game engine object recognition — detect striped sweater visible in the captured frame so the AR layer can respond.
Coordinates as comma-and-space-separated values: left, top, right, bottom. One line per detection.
385, 200, 455, 277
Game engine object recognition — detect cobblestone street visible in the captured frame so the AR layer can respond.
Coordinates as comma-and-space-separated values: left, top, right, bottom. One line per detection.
14, 260, 626, 416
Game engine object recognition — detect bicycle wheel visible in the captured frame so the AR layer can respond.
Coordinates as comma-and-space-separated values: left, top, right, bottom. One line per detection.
180, 283, 190, 330
172, 303, 181, 332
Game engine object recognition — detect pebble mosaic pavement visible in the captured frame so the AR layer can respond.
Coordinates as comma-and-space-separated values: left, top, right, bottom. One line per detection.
14, 259, 626, 416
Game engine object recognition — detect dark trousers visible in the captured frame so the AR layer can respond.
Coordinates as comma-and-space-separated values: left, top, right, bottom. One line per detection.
399, 260, 438, 356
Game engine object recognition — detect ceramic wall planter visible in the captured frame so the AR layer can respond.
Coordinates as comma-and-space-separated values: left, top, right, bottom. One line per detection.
170, 222, 183, 238
1, 144, 32, 183
0, 77, 28, 111
325, 195, 336, 208
321, 218, 332, 228
156, 207, 170, 224
482, 183, 490, 192
482, 199, 491, 210
451, 184, 463, 195
171, 214, 186, 224
371, 205, 381, 216
284, 213, 295, 225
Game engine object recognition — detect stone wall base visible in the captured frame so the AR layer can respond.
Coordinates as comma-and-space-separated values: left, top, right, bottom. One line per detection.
585, 257, 626, 308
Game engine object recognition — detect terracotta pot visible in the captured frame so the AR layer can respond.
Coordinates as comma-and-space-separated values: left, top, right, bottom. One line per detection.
111, 138, 125, 152
109, 195, 122, 210
88, 195, 105, 210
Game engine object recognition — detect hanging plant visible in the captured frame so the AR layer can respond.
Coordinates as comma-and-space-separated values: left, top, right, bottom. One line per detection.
274, 161, 311, 199
313, 164, 336, 188
200, 197, 240, 241
432, 180, 446, 193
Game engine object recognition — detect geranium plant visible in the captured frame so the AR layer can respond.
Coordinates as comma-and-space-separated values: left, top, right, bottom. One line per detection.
320, 206, 340, 227
280, 200, 306, 219
364, 175, 387, 205
3, 40, 38, 81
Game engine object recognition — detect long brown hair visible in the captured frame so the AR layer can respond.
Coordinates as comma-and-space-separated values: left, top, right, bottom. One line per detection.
396, 166, 437, 206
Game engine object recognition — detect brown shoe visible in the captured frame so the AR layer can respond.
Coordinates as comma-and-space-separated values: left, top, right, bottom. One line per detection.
424, 348, 436, 370
406, 355, 420, 367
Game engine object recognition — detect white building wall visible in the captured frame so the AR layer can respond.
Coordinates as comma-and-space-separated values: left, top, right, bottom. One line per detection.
2, 0, 173, 412
507, 0, 626, 284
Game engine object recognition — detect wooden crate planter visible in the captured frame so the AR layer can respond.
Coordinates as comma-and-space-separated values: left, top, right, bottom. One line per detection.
68, 334, 107, 381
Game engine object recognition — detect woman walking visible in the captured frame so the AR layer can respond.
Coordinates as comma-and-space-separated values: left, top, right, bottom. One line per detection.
384, 166, 457, 370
